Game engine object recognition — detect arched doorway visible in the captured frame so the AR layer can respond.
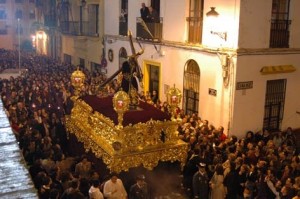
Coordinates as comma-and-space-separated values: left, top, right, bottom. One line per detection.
183, 59, 200, 115
119, 47, 127, 69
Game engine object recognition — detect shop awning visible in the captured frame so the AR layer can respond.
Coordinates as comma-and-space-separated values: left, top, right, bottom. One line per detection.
260, 65, 296, 75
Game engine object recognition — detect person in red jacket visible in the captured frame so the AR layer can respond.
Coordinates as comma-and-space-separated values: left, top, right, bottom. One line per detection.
218, 126, 227, 142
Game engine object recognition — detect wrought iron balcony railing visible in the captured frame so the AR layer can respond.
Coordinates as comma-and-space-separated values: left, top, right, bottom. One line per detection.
270, 19, 291, 48
60, 21, 99, 37
136, 17, 163, 42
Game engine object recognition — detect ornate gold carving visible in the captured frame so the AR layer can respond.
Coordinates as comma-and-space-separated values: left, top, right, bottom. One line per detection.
66, 98, 188, 173
71, 68, 86, 96
112, 90, 130, 129
167, 85, 182, 121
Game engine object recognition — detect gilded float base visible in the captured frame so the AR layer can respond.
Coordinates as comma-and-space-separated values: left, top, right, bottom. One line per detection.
66, 97, 188, 173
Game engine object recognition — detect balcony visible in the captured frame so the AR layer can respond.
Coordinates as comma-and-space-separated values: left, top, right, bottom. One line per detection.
270, 19, 291, 48
60, 21, 99, 37
136, 17, 163, 42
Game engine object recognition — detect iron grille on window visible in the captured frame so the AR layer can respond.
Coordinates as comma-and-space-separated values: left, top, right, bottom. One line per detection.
270, 0, 291, 48
263, 79, 286, 131
270, 19, 291, 48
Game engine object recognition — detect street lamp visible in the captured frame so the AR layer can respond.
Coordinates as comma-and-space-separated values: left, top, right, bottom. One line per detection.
18, 18, 21, 74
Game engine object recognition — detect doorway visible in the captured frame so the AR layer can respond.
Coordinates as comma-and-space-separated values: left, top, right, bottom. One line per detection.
183, 60, 200, 115
144, 61, 161, 99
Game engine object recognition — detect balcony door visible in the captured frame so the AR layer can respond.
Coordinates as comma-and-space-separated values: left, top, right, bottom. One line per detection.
187, 0, 204, 44
119, 0, 128, 36
151, 0, 160, 16
270, 0, 291, 48
144, 61, 160, 99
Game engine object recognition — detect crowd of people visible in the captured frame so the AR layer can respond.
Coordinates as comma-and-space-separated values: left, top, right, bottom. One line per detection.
0, 48, 299, 199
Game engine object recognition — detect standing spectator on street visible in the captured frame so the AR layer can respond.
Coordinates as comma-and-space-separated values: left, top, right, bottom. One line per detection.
129, 174, 149, 199
192, 162, 209, 199
103, 173, 127, 199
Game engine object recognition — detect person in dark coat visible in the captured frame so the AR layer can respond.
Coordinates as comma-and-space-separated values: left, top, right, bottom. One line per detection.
129, 175, 149, 199
120, 61, 138, 93
183, 148, 201, 192
140, 3, 150, 22
192, 162, 209, 199
224, 161, 240, 199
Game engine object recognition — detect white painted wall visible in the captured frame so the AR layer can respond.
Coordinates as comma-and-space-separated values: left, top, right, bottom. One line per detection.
160, 0, 188, 42
238, 0, 272, 48
202, 0, 240, 49
104, 0, 119, 35
232, 54, 300, 137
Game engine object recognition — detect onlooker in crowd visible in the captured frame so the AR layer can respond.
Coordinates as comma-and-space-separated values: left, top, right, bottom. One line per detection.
89, 179, 104, 199
103, 173, 127, 199
148, 6, 159, 23
75, 155, 92, 179
140, 3, 150, 22
129, 174, 149, 199
209, 164, 225, 199
192, 162, 209, 199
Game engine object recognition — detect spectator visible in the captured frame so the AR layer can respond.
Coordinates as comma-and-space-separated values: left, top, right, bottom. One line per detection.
148, 6, 159, 23
129, 175, 149, 199
209, 164, 225, 199
140, 3, 150, 22
103, 173, 127, 199
89, 179, 104, 199
192, 162, 209, 199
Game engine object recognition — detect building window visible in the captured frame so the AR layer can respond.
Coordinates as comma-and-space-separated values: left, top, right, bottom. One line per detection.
15, 0, 23, 3
0, 10, 6, 19
0, 0, 6, 4
29, 10, 35, 19
186, 0, 204, 44
29, 0, 35, 3
15, 10, 23, 19
183, 59, 200, 115
263, 79, 286, 131
86, 4, 99, 36
270, 0, 291, 48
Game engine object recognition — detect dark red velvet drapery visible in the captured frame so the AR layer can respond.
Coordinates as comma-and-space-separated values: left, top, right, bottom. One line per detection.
81, 95, 171, 126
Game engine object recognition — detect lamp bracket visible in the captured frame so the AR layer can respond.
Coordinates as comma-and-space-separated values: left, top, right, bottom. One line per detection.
210, 31, 227, 41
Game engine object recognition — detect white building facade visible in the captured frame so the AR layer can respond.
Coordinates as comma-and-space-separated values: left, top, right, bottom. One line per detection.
101, 0, 300, 138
